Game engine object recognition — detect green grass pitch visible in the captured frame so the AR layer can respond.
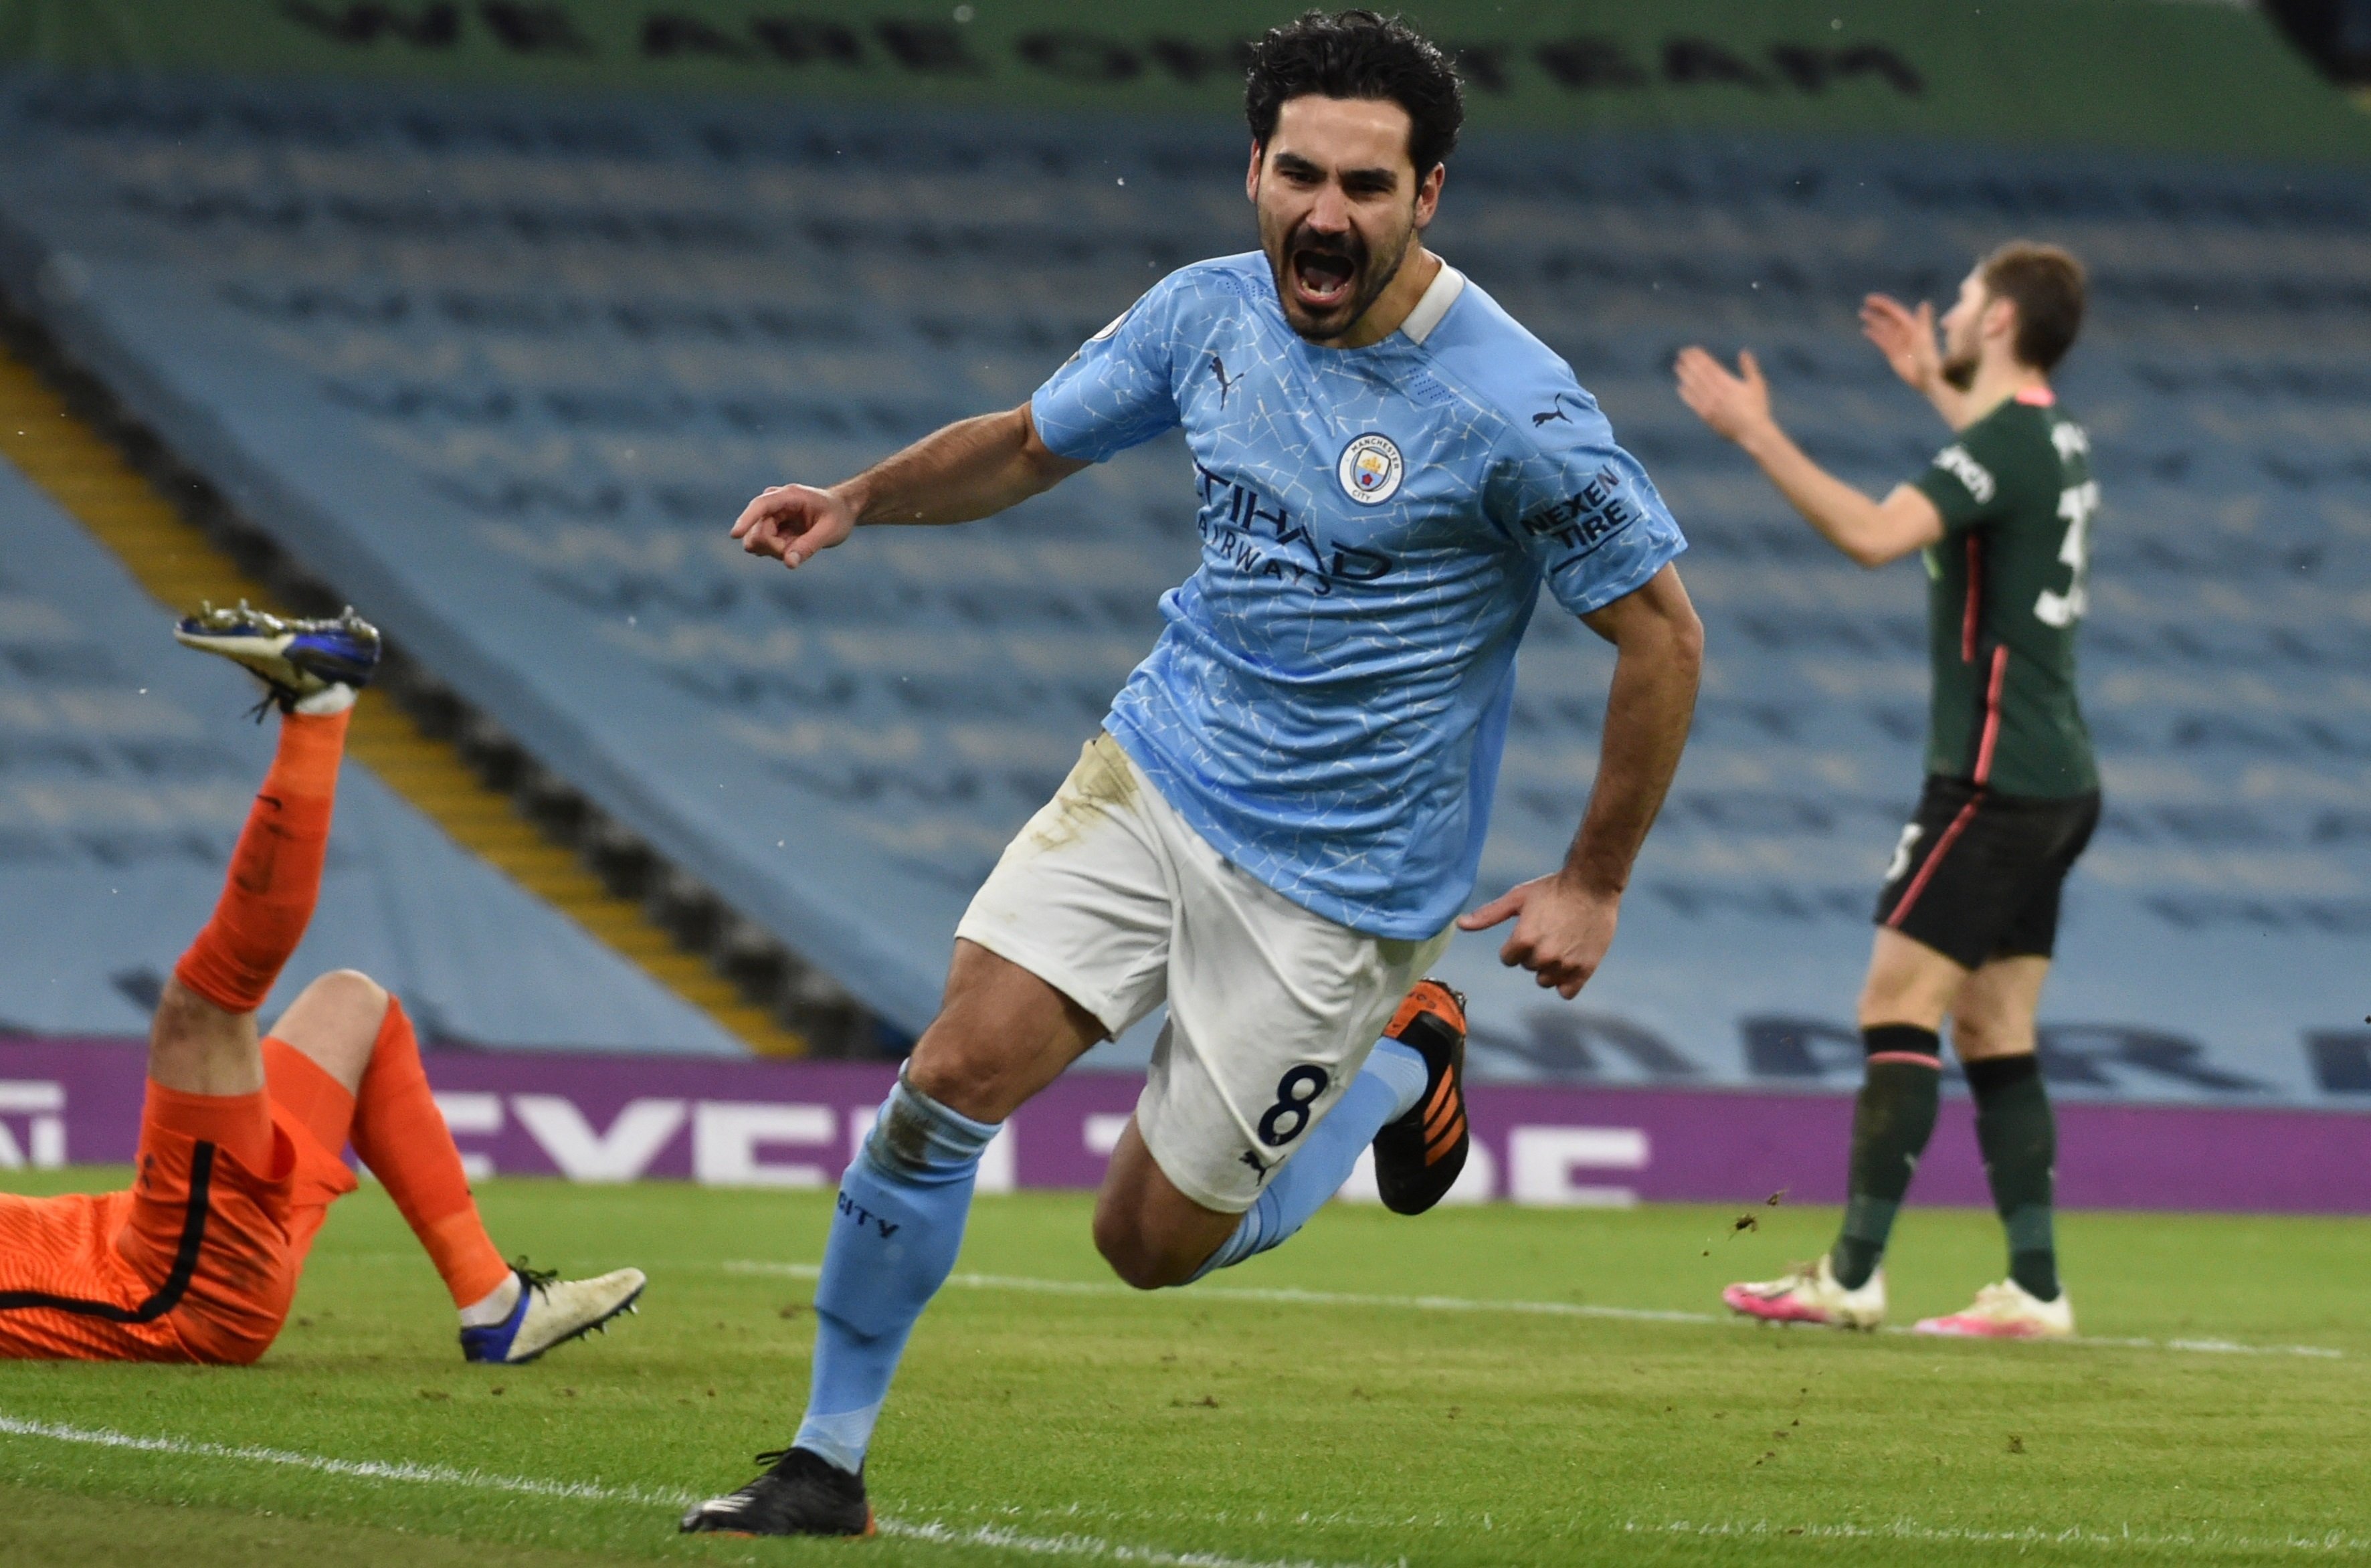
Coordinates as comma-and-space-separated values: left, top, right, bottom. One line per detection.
2, 1170, 2368, 1566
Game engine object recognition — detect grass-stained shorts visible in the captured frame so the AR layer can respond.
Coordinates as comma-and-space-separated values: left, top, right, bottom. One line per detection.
957, 734, 1450, 1214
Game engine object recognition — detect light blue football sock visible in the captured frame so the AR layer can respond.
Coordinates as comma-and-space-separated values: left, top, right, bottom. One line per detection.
1193, 1037, 1430, 1279
793, 1068, 996, 1474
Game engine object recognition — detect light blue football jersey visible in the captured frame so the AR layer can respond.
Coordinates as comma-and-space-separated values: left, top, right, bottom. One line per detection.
1029, 252, 1685, 939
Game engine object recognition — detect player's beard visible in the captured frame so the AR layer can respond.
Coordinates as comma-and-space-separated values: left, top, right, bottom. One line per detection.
1262, 211, 1416, 343
1939, 344, 1980, 391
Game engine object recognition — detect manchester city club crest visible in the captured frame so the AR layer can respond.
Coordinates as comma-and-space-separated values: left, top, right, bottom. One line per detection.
1336, 433, 1404, 505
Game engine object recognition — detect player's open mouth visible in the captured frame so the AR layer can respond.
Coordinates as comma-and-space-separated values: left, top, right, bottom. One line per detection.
1290, 247, 1359, 311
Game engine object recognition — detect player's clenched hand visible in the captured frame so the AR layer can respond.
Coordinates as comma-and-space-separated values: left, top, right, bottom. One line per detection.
1673, 346, 1771, 445
731, 483, 856, 570
1456, 872, 1620, 1001
1860, 293, 1940, 393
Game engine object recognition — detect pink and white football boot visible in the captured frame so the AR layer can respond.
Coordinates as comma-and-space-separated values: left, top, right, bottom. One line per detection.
1913, 1280, 2074, 1339
1722, 1254, 1885, 1330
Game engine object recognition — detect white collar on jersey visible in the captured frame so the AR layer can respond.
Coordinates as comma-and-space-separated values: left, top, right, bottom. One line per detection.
1397, 260, 1467, 346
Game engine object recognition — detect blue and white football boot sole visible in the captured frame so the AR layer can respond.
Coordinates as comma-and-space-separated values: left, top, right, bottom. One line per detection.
174, 602, 381, 711
460, 1266, 648, 1365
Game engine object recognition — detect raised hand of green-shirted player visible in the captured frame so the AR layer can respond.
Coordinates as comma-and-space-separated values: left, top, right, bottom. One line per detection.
1672, 347, 1771, 444
1860, 293, 1941, 393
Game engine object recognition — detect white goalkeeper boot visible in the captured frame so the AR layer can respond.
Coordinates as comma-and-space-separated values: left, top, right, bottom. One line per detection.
459, 1264, 646, 1364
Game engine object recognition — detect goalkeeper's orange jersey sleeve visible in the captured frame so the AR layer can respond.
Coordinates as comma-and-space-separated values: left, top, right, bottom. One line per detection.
0, 1084, 353, 1364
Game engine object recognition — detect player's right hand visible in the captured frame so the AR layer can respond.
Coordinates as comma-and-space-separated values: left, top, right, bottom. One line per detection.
731, 483, 856, 570
1860, 293, 1940, 392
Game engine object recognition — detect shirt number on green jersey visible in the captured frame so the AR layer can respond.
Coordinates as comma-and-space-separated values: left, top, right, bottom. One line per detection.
2035, 480, 2098, 628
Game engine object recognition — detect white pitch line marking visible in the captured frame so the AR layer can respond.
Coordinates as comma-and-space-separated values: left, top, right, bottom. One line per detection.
0, 1413, 690, 1508
727, 1261, 1713, 1325
12, 1412, 2359, 1559
0, 1412, 1387, 1568
1629, 1517, 2371, 1555
723, 1260, 2346, 1359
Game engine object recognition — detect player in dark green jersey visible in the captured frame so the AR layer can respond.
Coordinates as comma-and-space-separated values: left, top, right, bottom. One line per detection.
1675, 241, 2097, 1339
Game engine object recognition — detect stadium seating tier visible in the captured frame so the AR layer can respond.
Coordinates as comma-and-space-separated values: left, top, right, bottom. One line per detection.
0, 76, 2364, 1101
0, 448, 747, 1054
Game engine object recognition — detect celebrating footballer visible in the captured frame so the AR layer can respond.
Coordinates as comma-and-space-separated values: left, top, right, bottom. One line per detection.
686, 8, 1703, 1537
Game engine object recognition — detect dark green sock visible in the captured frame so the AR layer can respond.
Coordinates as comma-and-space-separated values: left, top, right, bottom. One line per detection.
1828, 1024, 1942, 1290
1966, 1053, 2059, 1302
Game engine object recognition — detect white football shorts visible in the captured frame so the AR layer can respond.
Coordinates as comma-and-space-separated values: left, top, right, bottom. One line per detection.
955, 733, 1451, 1213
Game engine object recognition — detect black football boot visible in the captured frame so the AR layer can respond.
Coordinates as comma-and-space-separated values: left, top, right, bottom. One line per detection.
678, 1446, 874, 1537
1368, 979, 1470, 1215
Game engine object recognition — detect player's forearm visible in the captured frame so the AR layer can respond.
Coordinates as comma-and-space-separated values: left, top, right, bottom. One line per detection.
1736, 421, 1896, 568
836, 407, 1075, 527
1561, 595, 1701, 896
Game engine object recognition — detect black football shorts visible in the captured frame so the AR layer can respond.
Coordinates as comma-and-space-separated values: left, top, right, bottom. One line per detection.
1871, 775, 2101, 969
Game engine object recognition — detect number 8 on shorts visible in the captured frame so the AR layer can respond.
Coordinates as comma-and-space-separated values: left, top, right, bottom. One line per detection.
1256, 1066, 1331, 1148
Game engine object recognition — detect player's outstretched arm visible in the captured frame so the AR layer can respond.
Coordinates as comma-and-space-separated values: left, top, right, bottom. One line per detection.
731, 402, 1090, 570
1457, 564, 1702, 999
1673, 347, 1943, 569
1859, 293, 1973, 429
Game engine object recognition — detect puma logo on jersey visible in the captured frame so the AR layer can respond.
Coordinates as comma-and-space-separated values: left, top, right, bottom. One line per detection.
2051, 422, 2091, 462
1532, 391, 1589, 428
1208, 355, 1242, 408
1933, 444, 1996, 504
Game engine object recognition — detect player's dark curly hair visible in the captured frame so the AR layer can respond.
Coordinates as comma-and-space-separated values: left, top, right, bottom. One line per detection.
1244, 10, 1465, 179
